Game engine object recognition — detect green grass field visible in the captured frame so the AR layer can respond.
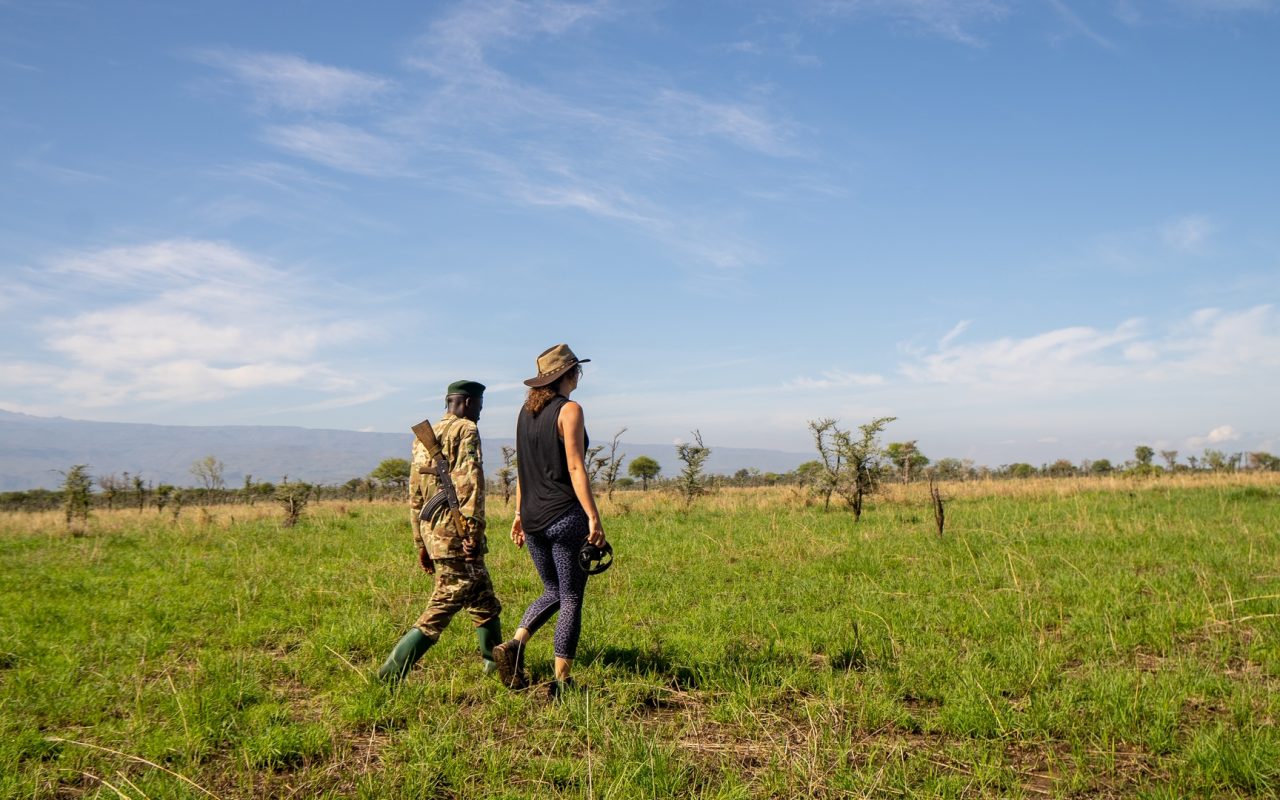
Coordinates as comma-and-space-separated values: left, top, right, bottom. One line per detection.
3, 477, 1279, 798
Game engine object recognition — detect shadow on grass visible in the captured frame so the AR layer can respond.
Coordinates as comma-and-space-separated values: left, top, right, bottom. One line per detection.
586, 645, 699, 690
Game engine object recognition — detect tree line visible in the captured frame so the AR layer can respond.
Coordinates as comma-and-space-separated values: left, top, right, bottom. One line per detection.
4, 433, 1275, 524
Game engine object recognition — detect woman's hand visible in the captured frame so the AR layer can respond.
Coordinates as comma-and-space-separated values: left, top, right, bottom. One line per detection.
587, 514, 606, 547
510, 515, 525, 548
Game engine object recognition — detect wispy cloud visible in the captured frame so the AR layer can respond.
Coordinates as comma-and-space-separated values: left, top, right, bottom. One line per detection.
1046, 0, 1117, 48
193, 49, 392, 113
2, 240, 387, 411
15, 154, 107, 183
218, 0, 793, 270
654, 90, 801, 158
1174, 0, 1276, 13
51, 238, 268, 287
902, 318, 1144, 389
407, 0, 608, 77
937, 319, 971, 348
0, 56, 41, 72
217, 160, 346, 194
1051, 213, 1222, 277
812, 0, 1010, 46
190, 3, 813, 270
901, 305, 1280, 391
717, 31, 821, 66
261, 122, 409, 177
784, 369, 886, 389
1161, 214, 1215, 251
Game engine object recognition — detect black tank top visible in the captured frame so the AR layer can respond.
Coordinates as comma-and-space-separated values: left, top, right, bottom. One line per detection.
516, 395, 589, 532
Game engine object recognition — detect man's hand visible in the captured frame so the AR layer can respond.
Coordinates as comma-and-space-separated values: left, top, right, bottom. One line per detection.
510, 515, 525, 548
417, 546, 434, 574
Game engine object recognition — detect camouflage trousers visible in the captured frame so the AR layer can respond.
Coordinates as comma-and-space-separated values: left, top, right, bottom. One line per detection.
414, 557, 502, 639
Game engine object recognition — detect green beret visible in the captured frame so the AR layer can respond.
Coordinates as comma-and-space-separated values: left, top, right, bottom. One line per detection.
446, 380, 485, 398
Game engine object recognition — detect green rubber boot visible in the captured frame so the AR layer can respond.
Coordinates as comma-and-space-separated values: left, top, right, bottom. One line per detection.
377, 628, 435, 682
477, 617, 503, 675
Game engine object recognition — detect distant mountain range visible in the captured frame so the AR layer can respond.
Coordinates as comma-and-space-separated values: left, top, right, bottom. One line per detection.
0, 409, 810, 491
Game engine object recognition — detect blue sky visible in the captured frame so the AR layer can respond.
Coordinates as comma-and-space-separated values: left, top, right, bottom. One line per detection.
2, 0, 1277, 466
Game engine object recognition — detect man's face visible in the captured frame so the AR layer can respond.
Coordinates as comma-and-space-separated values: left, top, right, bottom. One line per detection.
465, 396, 483, 422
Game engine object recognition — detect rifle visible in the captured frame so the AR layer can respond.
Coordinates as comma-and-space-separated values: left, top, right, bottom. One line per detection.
411, 418, 476, 559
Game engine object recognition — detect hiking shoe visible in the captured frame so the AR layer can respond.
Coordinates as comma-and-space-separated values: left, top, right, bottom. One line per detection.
546, 678, 577, 701
482, 658, 497, 676
491, 640, 528, 690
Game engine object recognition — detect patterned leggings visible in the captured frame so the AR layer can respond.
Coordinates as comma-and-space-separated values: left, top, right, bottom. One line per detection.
518, 507, 590, 659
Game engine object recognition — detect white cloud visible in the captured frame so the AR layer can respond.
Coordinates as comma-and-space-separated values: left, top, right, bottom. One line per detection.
220, 161, 346, 193
654, 90, 800, 158
902, 318, 1144, 389
3, 240, 383, 411
262, 122, 408, 177
1160, 305, 1280, 377
389, 1, 801, 269
784, 369, 886, 389
1207, 425, 1239, 443
186, 3, 808, 271
1046, 0, 1117, 48
15, 155, 108, 183
813, 0, 1010, 46
407, 0, 608, 78
1186, 424, 1240, 449
901, 305, 1280, 392
938, 319, 971, 348
1174, 0, 1276, 12
1161, 214, 1215, 251
194, 50, 392, 113
50, 239, 268, 287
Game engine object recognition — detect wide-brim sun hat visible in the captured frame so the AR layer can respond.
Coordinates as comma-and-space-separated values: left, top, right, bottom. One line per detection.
524, 343, 591, 388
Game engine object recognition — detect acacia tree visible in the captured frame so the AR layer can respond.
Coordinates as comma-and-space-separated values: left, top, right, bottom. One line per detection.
97, 473, 122, 511
1248, 451, 1279, 471
154, 484, 175, 514
809, 416, 896, 521
497, 446, 517, 504
190, 455, 225, 491
932, 458, 967, 481
1203, 449, 1228, 472
132, 475, 147, 511
1134, 446, 1155, 467
371, 458, 411, 492
674, 430, 711, 506
808, 420, 844, 510
1046, 459, 1076, 478
601, 428, 627, 500
60, 464, 93, 532
1160, 450, 1179, 471
627, 455, 660, 490
885, 441, 928, 483
843, 417, 896, 521
275, 480, 313, 527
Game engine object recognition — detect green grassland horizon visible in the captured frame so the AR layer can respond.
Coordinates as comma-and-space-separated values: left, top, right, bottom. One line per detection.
3, 475, 1279, 798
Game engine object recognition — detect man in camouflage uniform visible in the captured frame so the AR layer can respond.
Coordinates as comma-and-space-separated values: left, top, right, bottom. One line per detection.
377, 380, 505, 682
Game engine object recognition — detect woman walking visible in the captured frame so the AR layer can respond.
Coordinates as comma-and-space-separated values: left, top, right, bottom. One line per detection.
492, 344, 607, 697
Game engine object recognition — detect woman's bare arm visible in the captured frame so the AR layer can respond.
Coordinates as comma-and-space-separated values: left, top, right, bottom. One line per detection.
559, 400, 605, 545
509, 468, 525, 548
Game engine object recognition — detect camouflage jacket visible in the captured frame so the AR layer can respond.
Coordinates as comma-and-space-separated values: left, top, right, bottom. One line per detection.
410, 413, 486, 559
